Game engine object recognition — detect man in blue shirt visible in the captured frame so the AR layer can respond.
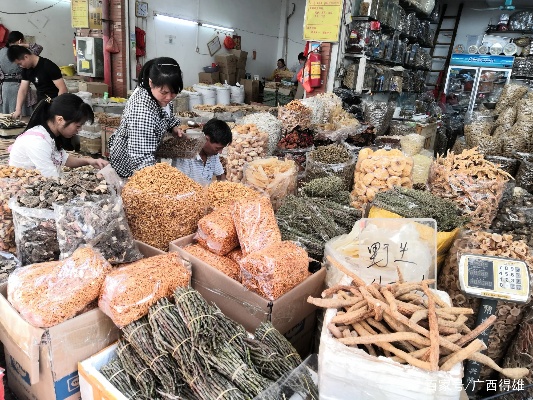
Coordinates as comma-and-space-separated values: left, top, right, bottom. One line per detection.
172, 118, 232, 186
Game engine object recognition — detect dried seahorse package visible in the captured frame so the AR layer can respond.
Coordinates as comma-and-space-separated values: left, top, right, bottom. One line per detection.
54, 196, 142, 263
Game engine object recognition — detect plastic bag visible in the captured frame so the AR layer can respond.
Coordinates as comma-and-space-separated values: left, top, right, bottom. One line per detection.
485, 155, 520, 177
226, 125, 269, 182
491, 186, 533, 247
411, 151, 433, 185
227, 248, 244, 264
54, 197, 142, 263
363, 100, 396, 136
438, 230, 533, 381
305, 152, 356, 191
502, 122, 531, 156
476, 134, 503, 156
239, 241, 310, 300
184, 243, 240, 281
0, 251, 20, 284
399, 134, 426, 156
495, 106, 517, 126
496, 83, 529, 114
232, 196, 282, 256
195, 208, 239, 256
98, 253, 191, 327
155, 129, 206, 159
8, 247, 111, 328
515, 152, 533, 194
237, 112, 282, 156
9, 197, 59, 266
243, 158, 298, 211
351, 148, 413, 211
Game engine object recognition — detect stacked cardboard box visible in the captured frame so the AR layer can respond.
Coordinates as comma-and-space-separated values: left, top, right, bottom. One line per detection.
215, 54, 237, 85
230, 50, 248, 82
198, 72, 220, 84
78, 82, 108, 97
240, 79, 260, 104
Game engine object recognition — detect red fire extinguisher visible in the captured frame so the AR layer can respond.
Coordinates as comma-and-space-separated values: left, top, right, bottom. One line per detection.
308, 48, 322, 88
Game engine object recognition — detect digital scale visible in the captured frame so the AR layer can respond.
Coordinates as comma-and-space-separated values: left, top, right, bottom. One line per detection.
458, 254, 531, 395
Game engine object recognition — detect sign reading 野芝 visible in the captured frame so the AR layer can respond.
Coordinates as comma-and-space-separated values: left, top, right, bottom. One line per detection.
71, 0, 89, 28
303, 0, 343, 42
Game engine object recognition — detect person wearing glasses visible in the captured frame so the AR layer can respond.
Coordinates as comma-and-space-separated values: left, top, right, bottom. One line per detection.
109, 57, 184, 178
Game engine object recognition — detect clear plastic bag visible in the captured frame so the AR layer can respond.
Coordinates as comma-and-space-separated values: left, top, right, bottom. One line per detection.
502, 122, 532, 156
411, 151, 433, 185
495, 106, 517, 126
516, 152, 533, 193
400, 134, 425, 156
0, 251, 21, 284
237, 112, 282, 156
363, 100, 396, 136
491, 186, 533, 247
239, 241, 310, 300
226, 126, 269, 182
305, 152, 357, 191
54, 196, 142, 263
98, 253, 191, 327
243, 158, 298, 211
195, 208, 239, 256
232, 196, 282, 256
485, 155, 521, 177
184, 243, 240, 281
7, 247, 112, 328
9, 197, 59, 266
476, 135, 503, 156
503, 307, 533, 386
495, 83, 529, 114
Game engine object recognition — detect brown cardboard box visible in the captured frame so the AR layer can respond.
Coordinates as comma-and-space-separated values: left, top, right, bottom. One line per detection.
235, 68, 246, 82
229, 49, 248, 69
215, 54, 237, 71
0, 284, 119, 400
198, 72, 220, 84
101, 126, 116, 158
218, 64, 237, 75
169, 234, 325, 336
220, 71, 237, 86
78, 82, 108, 97
240, 79, 260, 104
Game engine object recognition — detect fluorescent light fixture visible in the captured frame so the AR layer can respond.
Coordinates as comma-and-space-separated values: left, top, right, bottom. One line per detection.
199, 23, 234, 32
154, 12, 197, 26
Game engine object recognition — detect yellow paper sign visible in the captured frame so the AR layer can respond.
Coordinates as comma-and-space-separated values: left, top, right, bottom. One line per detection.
71, 0, 89, 28
81, 60, 90, 70
303, 0, 343, 42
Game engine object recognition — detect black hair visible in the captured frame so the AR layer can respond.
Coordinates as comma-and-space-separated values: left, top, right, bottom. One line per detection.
7, 31, 24, 46
277, 58, 286, 67
7, 45, 31, 62
203, 118, 232, 146
298, 52, 306, 62
25, 93, 94, 150
138, 57, 183, 96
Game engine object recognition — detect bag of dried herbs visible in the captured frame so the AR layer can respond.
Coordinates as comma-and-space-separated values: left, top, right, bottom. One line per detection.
54, 196, 142, 264
300, 176, 351, 205
305, 144, 357, 190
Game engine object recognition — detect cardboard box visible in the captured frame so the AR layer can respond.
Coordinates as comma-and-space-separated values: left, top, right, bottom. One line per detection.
235, 68, 246, 82
0, 284, 119, 400
240, 79, 260, 104
78, 82, 108, 97
169, 234, 325, 336
198, 72, 220, 85
229, 49, 248, 69
219, 72, 236, 86
100, 126, 116, 158
215, 54, 237, 71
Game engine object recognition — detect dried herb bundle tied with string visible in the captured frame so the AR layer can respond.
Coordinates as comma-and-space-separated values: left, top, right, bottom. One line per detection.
99, 357, 142, 399
301, 176, 351, 205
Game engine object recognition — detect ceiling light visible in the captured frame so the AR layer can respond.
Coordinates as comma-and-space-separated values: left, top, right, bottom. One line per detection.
154, 13, 197, 26
199, 23, 234, 32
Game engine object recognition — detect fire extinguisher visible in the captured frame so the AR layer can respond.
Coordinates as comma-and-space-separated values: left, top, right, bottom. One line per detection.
308, 48, 322, 88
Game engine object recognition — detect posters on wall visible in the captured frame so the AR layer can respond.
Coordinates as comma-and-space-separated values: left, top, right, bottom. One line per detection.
303, 0, 343, 42
71, 0, 102, 29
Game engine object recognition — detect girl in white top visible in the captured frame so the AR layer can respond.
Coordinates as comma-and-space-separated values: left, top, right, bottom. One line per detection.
9, 93, 108, 177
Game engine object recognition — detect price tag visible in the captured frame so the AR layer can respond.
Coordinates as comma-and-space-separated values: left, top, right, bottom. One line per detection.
458, 254, 531, 303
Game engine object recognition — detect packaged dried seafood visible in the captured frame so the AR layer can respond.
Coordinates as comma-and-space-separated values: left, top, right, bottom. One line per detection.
237, 112, 282, 156
363, 101, 396, 136
8, 247, 112, 327
429, 148, 511, 230
411, 152, 433, 185
226, 124, 268, 182
0, 251, 20, 284
99, 253, 191, 327
485, 155, 520, 177
239, 241, 310, 300
278, 100, 312, 134
438, 231, 533, 381
243, 157, 297, 210
351, 148, 413, 211
502, 121, 532, 156
206, 181, 261, 209
232, 196, 282, 256
54, 197, 142, 263
516, 98, 533, 122
476, 135, 503, 156
195, 208, 239, 256
494, 106, 517, 126
184, 243, 240, 281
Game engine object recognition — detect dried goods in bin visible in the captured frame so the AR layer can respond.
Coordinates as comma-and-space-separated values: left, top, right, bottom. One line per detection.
0, 251, 20, 284
196, 208, 239, 256
232, 196, 281, 256
305, 144, 356, 190
99, 252, 191, 327
184, 243, 241, 281
243, 157, 298, 210
154, 128, 206, 159
429, 148, 511, 230
121, 163, 206, 251
312, 262, 529, 380
351, 148, 413, 210
54, 196, 142, 263
278, 100, 312, 134
237, 112, 282, 156
438, 231, 533, 381
239, 241, 310, 300
206, 180, 261, 209
8, 247, 112, 328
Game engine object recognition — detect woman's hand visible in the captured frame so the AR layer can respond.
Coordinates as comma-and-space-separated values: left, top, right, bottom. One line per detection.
89, 158, 110, 169
172, 125, 184, 137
